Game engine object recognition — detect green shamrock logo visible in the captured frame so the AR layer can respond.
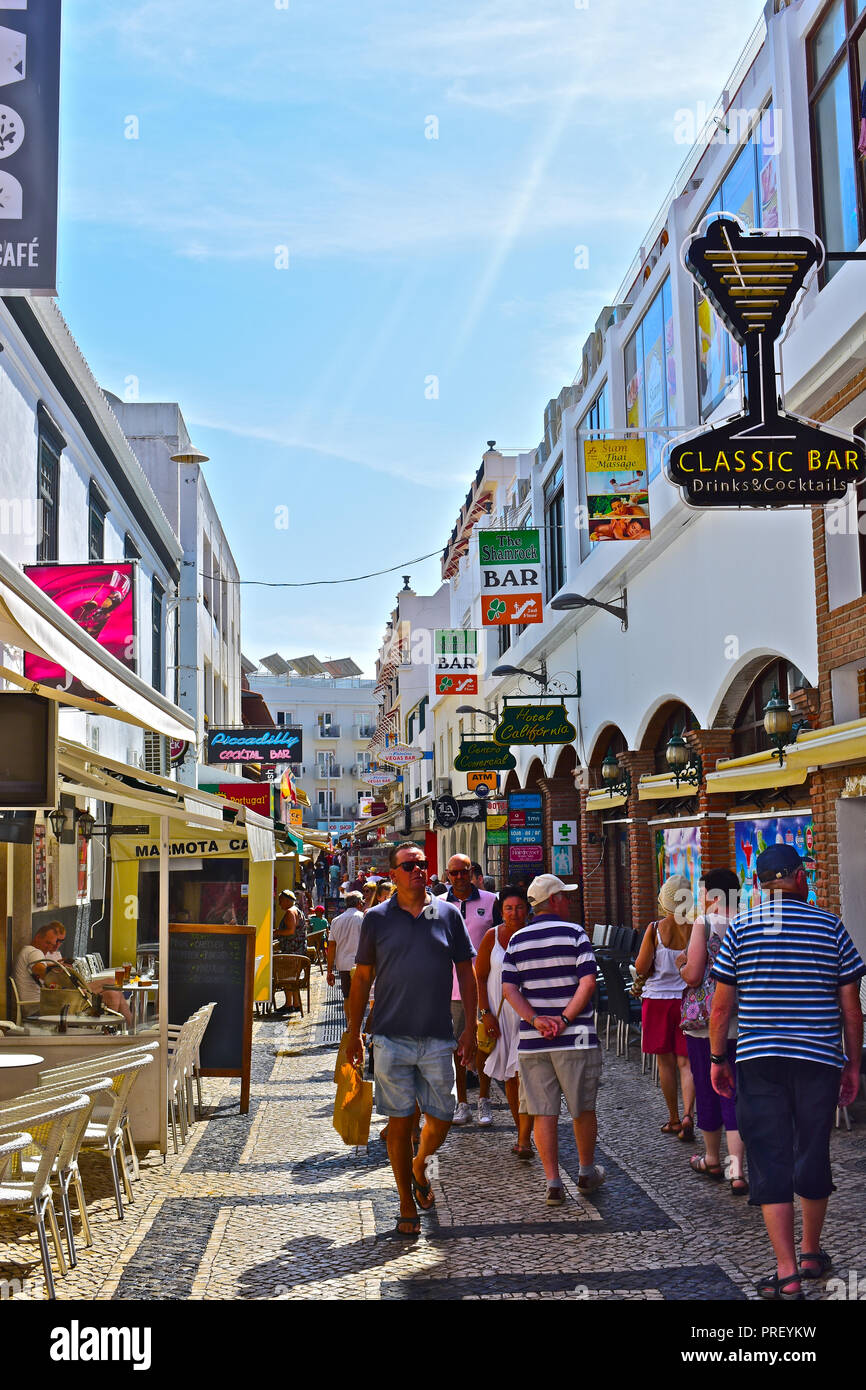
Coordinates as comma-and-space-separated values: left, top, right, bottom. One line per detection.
487, 598, 507, 620
440, 676, 454, 690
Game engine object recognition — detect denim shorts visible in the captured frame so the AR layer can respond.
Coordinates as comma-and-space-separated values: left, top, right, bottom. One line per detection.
372, 1035, 457, 1121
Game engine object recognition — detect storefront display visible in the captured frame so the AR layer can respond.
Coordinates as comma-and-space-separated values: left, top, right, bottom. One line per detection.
733, 813, 816, 911
655, 823, 702, 899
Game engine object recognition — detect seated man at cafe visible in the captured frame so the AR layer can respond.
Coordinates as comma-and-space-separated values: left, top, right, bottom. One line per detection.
13, 923, 61, 1013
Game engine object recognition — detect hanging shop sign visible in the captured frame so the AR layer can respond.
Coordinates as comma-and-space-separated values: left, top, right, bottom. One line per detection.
288, 806, 303, 827
0, 1, 62, 293
198, 783, 272, 818
466, 771, 498, 793
453, 739, 517, 773
378, 744, 425, 766
455, 798, 486, 823
435, 629, 479, 695
478, 529, 543, 627
362, 770, 396, 787
583, 438, 651, 541
667, 217, 866, 507
494, 703, 576, 746
317, 821, 355, 836
433, 795, 459, 827
170, 739, 189, 766
206, 726, 302, 765
553, 820, 578, 845
24, 563, 136, 698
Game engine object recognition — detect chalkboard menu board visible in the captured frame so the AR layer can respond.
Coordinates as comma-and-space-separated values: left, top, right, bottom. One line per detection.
168, 924, 254, 1112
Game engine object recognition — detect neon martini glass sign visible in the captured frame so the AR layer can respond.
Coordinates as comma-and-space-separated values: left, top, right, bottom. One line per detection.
666, 216, 866, 507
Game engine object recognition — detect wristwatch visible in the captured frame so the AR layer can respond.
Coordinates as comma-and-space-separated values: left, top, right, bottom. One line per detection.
560, 1014, 571, 1027
710, 1053, 727, 1065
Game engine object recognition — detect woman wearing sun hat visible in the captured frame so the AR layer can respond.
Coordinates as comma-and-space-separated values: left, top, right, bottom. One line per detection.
634, 873, 696, 1140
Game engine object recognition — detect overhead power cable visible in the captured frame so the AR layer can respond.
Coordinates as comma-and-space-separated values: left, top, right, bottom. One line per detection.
198, 548, 442, 588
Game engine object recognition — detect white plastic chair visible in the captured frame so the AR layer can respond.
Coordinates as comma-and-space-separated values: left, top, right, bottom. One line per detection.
0, 1097, 88, 1298
37, 1046, 158, 1188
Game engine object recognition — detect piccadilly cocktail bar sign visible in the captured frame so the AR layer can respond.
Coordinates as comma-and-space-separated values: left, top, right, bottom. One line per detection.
666, 217, 866, 506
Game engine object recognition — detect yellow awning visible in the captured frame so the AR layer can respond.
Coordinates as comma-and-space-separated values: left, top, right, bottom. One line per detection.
784, 717, 866, 771
586, 789, 627, 812
705, 747, 808, 794
637, 773, 698, 801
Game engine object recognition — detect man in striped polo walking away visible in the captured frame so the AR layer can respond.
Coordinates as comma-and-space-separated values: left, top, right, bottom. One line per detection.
710, 843, 864, 1301
502, 874, 604, 1206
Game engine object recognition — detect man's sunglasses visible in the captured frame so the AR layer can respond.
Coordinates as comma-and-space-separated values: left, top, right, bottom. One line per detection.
394, 859, 427, 871
447, 868, 471, 877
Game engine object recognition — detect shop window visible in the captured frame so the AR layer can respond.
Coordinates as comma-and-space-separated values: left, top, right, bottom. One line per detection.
544, 462, 566, 598
88, 483, 107, 562
808, 0, 866, 282
151, 578, 164, 694
624, 280, 676, 479
732, 659, 810, 758
36, 405, 64, 564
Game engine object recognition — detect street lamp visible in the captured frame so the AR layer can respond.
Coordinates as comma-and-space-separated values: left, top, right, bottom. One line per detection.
762, 687, 807, 766
75, 809, 96, 842
664, 730, 702, 790
170, 446, 210, 466
549, 589, 628, 631
48, 807, 67, 839
491, 660, 548, 689
600, 748, 631, 798
455, 706, 497, 721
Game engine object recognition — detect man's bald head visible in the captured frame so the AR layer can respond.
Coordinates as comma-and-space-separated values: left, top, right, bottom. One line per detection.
446, 854, 473, 900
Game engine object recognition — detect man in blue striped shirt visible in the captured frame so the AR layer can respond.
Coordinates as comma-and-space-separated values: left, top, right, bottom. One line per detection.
502, 874, 603, 1207
711, 843, 864, 1301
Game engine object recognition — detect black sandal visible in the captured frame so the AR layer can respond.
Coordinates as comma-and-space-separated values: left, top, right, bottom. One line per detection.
678, 1113, 695, 1142
756, 1272, 804, 1300
411, 1172, 435, 1211
799, 1249, 832, 1279
391, 1214, 421, 1239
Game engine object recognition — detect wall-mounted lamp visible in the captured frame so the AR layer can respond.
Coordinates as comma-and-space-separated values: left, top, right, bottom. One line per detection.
664, 730, 703, 790
600, 748, 631, 798
762, 687, 808, 766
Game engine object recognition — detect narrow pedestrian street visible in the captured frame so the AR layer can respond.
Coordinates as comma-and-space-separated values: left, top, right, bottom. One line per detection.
4, 972, 862, 1303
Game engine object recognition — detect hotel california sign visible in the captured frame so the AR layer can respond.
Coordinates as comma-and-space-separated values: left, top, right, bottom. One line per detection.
666, 217, 866, 507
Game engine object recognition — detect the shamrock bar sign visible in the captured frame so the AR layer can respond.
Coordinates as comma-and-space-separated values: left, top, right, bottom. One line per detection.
478, 529, 544, 626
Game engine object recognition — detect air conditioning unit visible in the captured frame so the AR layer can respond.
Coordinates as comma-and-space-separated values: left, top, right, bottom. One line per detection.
435, 778, 452, 796
143, 732, 169, 776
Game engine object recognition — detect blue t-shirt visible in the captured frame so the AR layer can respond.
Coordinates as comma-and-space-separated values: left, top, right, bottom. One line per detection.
355, 893, 474, 1040
712, 896, 865, 1067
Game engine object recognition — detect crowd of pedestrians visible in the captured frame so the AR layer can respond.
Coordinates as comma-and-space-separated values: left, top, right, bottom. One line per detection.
309, 838, 863, 1298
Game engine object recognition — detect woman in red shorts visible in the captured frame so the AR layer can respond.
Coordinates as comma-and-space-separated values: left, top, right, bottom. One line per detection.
634, 874, 696, 1140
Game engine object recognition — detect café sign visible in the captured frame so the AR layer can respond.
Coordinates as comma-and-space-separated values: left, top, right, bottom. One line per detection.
667, 217, 866, 507
494, 703, 576, 747
453, 739, 517, 772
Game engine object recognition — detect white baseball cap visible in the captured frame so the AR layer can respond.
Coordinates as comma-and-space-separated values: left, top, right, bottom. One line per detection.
527, 874, 579, 907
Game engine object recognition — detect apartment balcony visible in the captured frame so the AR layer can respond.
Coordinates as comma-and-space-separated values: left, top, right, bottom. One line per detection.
315, 764, 343, 779
352, 723, 376, 740
317, 723, 341, 738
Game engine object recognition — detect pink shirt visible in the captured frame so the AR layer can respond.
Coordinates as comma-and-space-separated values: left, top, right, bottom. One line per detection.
449, 889, 498, 999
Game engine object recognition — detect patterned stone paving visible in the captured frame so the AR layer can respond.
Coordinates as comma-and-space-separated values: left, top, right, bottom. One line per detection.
1, 972, 864, 1301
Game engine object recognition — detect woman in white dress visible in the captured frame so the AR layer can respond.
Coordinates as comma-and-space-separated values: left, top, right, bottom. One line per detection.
475, 886, 534, 1159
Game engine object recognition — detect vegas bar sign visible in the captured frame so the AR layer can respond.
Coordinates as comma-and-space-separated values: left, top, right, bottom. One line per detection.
666, 217, 866, 506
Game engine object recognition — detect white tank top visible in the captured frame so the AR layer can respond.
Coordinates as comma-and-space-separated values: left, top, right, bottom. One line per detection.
643, 923, 686, 1000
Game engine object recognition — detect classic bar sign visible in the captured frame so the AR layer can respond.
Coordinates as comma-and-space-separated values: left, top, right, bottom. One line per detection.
667, 217, 866, 507
478, 529, 544, 626
0, 1, 62, 293
435, 628, 479, 695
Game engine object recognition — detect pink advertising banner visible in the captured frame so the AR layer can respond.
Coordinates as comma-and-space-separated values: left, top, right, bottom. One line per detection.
24, 563, 136, 698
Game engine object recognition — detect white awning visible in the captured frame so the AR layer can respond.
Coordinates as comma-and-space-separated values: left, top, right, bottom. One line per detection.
0, 550, 195, 742
244, 809, 276, 863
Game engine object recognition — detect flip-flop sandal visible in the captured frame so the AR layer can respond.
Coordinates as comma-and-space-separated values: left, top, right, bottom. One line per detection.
391, 1214, 420, 1239
411, 1173, 435, 1211
678, 1114, 695, 1142
799, 1249, 832, 1279
690, 1155, 723, 1179
511, 1144, 534, 1160
660, 1120, 682, 1135
729, 1176, 749, 1196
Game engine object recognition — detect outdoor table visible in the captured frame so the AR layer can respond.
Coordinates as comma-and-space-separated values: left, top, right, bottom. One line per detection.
0, 1052, 44, 1101
123, 982, 159, 1031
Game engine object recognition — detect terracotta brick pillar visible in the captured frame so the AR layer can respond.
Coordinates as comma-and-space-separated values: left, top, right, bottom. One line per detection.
619, 750, 656, 935
686, 727, 735, 877
539, 773, 583, 921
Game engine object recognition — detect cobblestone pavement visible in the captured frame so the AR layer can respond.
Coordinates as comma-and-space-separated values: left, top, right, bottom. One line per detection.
2, 973, 864, 1301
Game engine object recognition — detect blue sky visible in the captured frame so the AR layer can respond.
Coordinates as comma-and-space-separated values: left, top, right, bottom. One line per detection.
56, 0, 763, 674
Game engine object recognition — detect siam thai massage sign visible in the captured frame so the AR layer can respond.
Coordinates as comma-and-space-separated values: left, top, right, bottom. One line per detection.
666, 217, 866, 507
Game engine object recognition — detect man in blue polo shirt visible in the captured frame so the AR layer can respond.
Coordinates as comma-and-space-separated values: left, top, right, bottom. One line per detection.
711, 843, 864, 1301
346, 841, 477, 1238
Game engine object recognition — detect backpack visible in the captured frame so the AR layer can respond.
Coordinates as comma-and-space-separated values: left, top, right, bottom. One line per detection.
680, 921, 722, 1034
